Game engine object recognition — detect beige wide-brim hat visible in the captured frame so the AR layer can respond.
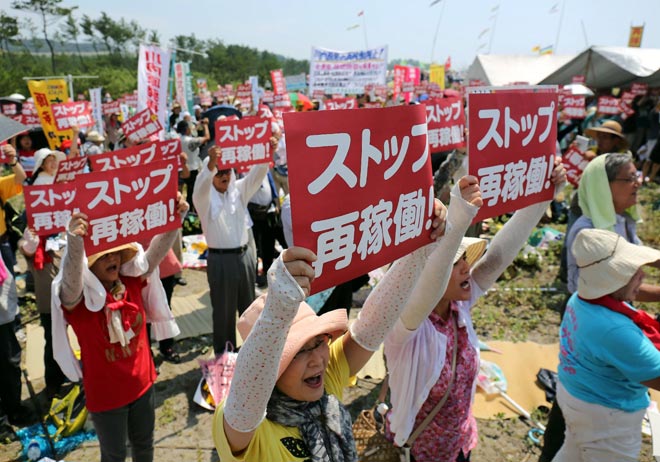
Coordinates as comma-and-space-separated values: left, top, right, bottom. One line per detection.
87, 243, 139, 268
453, 237, 488, 266
572, 228, 660, 300
237, 294, 348, 379
86, 130, 105, 143
584, 120, 625, 140
33, 148, 66, 173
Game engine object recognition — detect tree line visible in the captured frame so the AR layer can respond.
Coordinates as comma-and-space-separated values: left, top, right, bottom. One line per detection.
0, 0, 309, 97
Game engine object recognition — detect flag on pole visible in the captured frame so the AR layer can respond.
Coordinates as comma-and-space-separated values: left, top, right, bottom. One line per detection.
540, 45, 553, 55
346, 24, 360, 30
478, 28, 490, 39
531, 45, 541, 53
357, 10, 364, 16
628, 25, 644, 47
549, 3, 559, 13
445, 56, 451, 70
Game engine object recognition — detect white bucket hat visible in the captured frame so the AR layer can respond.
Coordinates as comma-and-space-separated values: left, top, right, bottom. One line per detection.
454, 237, 488, 266
572, 228, 660, 300
33, 148, 66, 173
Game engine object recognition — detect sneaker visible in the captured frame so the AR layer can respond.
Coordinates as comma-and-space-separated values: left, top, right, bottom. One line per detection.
175, 277, 187, 286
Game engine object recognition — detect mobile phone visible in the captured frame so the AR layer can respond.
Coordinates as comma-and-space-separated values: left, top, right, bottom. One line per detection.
575, 135, 589, 152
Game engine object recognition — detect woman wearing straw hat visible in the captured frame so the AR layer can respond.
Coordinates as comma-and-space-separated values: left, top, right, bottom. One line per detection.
384, 160, 566, 462
19, 147, 69, 398
213, 192, 453, 461
51, 193, 188, 462
583, 120, 629, 160
552, 228, 660, 461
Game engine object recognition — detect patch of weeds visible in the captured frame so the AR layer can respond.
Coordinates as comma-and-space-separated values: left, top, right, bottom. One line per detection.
158, 397, 178, 425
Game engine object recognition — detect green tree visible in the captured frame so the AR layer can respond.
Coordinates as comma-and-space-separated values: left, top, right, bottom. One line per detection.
92, 11, 114, 54
0, 11, 19, 59
11, 0, 76, 73
60, 12, 85, 68
147, 29, 159, 45
80, 14, 98, 55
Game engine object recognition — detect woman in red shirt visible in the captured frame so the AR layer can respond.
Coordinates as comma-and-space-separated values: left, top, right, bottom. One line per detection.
54, 194, 188, 462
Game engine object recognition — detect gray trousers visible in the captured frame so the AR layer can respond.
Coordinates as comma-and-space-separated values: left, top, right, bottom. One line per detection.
90, 385, 155, 462
207, 249, 255, 354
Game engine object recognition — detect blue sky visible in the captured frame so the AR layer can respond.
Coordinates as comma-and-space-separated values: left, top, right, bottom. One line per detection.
6, 0, 659, 70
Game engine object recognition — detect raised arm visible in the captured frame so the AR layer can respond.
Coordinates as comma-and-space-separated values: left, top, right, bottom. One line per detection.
399, 177, 482, 331
3, 145, 26, 185
222, 247, 315, 454
343, 198, 448, 376
59, 212, 88, 309
471, 158, 567, 292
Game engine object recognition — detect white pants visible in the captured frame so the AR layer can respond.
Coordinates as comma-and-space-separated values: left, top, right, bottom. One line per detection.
552, 383, 645, 462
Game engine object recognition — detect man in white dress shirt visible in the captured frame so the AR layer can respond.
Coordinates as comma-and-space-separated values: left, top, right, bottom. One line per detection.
193, 146, 269, 354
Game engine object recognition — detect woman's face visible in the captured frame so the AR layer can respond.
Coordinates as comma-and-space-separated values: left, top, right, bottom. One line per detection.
19, 136, 32, 150
443, 254, 472, 302
276, 334, 331, 402
609, 162, 640, 214
90, 251, 122, 290
595, 132, 621, 153
612, 268, 644, 301
42, 155, 58, 176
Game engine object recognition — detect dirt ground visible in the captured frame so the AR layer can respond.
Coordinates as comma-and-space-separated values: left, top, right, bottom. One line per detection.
3, 183, 660, 461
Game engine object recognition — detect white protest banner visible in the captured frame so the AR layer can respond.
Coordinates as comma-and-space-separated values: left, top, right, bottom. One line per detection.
89, 87, 104, 134
309, 46, 388, 96
174, 62, 189, 113
285, 73, 307, 92
137, 44, 171, 133
249, 76, 260, 108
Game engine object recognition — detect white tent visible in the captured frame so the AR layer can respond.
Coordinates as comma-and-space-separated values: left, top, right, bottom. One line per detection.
539, 46, 660, 88
465, 54, 576, 86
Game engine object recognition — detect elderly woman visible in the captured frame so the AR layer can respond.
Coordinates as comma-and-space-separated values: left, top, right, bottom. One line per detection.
553, 228, 660, 461
51, 194, 187, 462
213, 193, 453, 461
383, 160, 566, 462
541, 152, 660, 461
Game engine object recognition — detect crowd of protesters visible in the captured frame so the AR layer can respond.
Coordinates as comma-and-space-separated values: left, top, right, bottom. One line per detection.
0, 79, 658, 462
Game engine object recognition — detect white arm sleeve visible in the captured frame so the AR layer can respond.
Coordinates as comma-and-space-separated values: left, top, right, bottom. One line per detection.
350, 237, 437, 351
223, 256, 305, 432
400, 184, 479, 330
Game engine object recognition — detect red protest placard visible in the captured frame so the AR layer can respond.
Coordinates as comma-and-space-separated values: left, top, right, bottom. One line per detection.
562, 146, 589, 187
78, 158, 180, 255
273, 93, 292, 110
597, 96, 621, 115
214, 116, 272, 170
312, 89, 325, 100
620, 91, 635, 105
631, 83, 648, 96
122, 108, 163, 142
562, 95, 586, 119
89, 139, 181, 172
55, 157, 88, 183
619, 101, 635, 120
270, 69, 287, 95
284, 105, 433, 294
24, 183, 77, 236
324, 97, 357, 111
51, 102, 95, 131
11, 114, 41, 128
424, 97, 466, 151
1, 104, 16, 115
374, 85, 389, 99
258, 104, 274, 119
235, 84, 252, 108
102, 100, 121, 116
572, 75, 585, 84
363, 102, 382, 109
22, 102, 36, 115
123, 93, 138, 108
468, 87, 558, 222
261, 90, 274, 103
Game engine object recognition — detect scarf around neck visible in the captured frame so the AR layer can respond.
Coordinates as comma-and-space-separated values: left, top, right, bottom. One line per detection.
266, 388, 356, 462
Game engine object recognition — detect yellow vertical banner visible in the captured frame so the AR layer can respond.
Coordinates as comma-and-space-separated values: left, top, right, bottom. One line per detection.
430, 64, 446, 90
27, 79, 73, 149
628, 25, 644, 47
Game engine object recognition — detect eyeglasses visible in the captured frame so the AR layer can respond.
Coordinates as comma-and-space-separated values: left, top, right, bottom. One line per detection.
611, 174, 641, 184
293, 334, 332, 361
